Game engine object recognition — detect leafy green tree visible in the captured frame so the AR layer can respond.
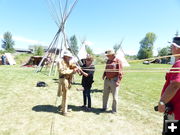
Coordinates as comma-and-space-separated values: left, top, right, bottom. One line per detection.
125, 55, 137, 60
34, 45, 44, 56
113, 43, 121, 53
1, 31, 15, 52
157, 46, 171, 64
137, 32, 157, 59
86, 45, 94, 55
69, 35, 78, 55
158, 46, 171, 56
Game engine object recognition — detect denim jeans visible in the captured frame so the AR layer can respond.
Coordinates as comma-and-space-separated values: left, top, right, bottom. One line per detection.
83, 86, 91, 108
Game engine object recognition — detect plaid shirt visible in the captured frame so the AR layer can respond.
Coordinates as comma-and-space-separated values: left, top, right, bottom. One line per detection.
103, 57, 123, 82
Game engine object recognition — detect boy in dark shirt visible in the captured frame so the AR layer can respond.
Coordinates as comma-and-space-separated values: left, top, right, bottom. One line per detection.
79, 55, 95, 111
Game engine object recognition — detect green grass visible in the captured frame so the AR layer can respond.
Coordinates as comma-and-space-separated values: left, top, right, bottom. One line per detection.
0, 63, 171, 135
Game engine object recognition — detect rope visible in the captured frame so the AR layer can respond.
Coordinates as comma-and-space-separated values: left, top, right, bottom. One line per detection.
93, 53, 180, 67
81, 69, 180, 73
73, 66, 180, 73
128, 54, 180, 63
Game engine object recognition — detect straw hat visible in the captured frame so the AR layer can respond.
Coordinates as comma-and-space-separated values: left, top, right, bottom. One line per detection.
63, 51, 73, 57
105, 50, 115, 56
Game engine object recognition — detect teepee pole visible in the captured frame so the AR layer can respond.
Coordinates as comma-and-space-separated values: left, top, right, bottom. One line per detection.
64, 31, 83, 66
36, 29, 61, 72
63, 0, 69, 18
49, 34, 60, 76
37, 0, 80, 75
63, 0, 78, 23
47, 0, 60, 26
119, 38, 125, 55
58, 0, 64, 21
48, 32, 61, 76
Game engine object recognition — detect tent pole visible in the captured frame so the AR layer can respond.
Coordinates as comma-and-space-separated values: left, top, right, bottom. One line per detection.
49, 34, 60, 76
36, 31, 60, 72
64, 0, 78, 23
37, 0, 79, 75
48, 33, 61, 76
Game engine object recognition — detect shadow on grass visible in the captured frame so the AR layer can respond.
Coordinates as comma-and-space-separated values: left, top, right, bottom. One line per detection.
71, 82, 82, 85
32, 105, 58, 113
52, 78, 59, 83
52, 78, 81, 85
68, 105, 111, 115
32, 104, 111, 115
91, 89, 103, 93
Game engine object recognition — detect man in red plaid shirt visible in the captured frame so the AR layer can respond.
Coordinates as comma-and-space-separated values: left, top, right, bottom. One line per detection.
102, 50, 123, 114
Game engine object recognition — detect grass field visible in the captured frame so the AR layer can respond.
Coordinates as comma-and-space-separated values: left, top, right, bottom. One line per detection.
0, 63, 171, 135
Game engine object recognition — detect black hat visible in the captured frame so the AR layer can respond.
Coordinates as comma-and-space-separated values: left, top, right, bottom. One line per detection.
172, 37, 180, 47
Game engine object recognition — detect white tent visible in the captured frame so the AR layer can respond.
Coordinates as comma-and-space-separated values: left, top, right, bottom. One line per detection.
5, 53, 16, 65
116, 48, 130, 67
77, 43, 88, 60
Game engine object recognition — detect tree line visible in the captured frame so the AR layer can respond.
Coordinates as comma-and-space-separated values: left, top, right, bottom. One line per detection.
1, 31, 171, 62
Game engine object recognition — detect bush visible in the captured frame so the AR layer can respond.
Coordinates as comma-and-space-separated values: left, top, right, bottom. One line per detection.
14, 53, 33, 65
34, 46, 44, 56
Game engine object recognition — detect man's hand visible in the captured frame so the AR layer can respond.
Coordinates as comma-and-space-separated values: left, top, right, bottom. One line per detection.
102, 75, 105, 80
158, 102, 166, 113
73, 68, 78, 73
118, 73, 123, 81
77, 67, 82, 72
78, 69, 84, 75
72, 66, 81, 73
115, 82, 119, 87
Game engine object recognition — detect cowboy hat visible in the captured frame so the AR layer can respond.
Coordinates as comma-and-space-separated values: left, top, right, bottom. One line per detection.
63, 51, 73, 57
105, 50, 115, 56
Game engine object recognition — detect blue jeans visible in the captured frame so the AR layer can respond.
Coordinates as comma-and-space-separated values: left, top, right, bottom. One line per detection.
83, 86, 91, 108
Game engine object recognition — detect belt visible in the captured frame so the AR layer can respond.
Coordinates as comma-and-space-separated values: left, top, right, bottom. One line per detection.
59, 75, 70, 79
106, 77, 114, 80
59, 75, 65, 78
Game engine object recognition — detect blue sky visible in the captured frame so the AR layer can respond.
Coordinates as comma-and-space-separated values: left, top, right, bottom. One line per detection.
0, 0, 180, 55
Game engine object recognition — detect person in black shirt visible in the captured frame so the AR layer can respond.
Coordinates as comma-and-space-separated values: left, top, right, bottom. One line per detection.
79, 55, 95, 111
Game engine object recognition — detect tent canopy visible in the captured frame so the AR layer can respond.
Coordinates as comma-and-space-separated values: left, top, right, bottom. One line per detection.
5, 53, 16, 65
77, 43, 88, 60
116, 48, 130, 67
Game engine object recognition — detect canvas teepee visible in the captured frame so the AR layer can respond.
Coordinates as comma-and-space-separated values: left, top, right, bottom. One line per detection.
4, 53, 16, 65
36, 0, 80, 75
116, 47, 130, 67
77, 41, 88, 60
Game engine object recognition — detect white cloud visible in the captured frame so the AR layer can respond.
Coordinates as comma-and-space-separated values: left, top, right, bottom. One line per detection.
83, 40, 94, 46
13, 36, 48, 45
0, 35, 48, 46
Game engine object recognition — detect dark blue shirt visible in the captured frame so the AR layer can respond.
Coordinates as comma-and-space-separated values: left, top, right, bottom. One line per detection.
81, 64, 95, 88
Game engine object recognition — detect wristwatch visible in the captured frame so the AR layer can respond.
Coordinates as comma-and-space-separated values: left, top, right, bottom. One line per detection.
159, 101, 165, 106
